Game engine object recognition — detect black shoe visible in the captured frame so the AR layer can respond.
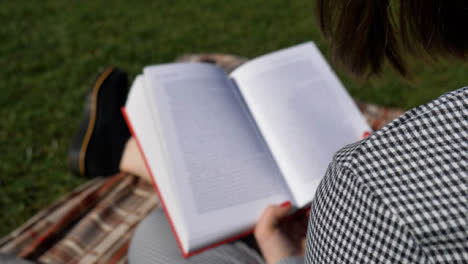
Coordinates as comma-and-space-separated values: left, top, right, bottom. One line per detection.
69, 67, 131, 177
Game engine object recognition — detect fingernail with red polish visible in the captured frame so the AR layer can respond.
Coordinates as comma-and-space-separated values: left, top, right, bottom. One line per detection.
362, 131, 371, 138
280, 201, 291, 207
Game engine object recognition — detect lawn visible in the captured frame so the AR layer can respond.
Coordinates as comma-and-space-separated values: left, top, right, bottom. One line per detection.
1, 0, 467, 237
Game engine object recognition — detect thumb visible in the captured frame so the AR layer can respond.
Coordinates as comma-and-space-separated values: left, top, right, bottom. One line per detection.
256, 202, 292, 236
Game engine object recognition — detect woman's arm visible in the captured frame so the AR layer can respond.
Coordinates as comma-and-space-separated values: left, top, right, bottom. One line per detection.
305, 161, 426, 263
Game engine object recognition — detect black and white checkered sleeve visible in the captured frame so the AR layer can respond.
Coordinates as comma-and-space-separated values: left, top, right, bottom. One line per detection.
304, 160, 430, 263
303, 87, 468, 263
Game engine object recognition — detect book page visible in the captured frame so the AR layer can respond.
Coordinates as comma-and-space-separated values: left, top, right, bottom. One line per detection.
143, 63, 293, 251
125, 75, 190, 251
230, 42, 371, 207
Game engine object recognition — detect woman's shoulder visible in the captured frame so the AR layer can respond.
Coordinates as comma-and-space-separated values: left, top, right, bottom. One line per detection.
334, 86, 468, 173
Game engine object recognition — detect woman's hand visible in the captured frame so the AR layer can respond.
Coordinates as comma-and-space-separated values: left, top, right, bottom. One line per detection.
254, 203, 309, 264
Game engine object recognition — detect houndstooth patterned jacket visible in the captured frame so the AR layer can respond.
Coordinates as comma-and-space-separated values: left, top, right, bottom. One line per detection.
281, 87, 467, 264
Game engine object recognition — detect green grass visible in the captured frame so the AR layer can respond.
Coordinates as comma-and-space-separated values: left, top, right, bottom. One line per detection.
1, 0, 467, 237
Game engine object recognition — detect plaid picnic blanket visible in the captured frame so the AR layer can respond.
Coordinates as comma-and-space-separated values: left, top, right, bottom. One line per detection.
0, 54, 405, 264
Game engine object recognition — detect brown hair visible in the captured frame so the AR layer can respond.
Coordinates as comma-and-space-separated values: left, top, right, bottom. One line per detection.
318, 0, 468, 77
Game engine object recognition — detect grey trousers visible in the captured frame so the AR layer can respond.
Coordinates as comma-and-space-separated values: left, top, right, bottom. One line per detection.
128, 209, 264, 264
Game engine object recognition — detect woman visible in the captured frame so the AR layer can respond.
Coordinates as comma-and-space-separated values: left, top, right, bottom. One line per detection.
70, 0, 467, 263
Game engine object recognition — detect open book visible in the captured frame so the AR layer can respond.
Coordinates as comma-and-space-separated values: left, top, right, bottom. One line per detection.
122, 42, 371, 257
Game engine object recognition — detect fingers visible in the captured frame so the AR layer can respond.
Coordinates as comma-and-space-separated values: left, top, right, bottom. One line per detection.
264, 202, 292, 229
254, 202, 292, 239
